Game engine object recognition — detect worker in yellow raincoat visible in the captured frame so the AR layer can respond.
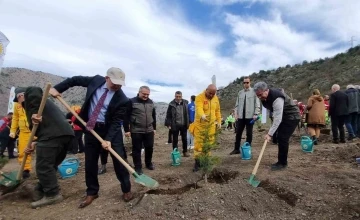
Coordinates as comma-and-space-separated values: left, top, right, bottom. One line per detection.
189, 84, 221, 172
9, 87, 32, 178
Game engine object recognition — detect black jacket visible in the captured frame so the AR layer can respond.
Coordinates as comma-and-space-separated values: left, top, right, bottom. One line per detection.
165, 99, 190, 130
329, 90, 349, 117
261, 89, 300, 120
24, 87, 74, 142
53, 75, 128, 143
123, 96, 156, 133
345, 88, 359, 114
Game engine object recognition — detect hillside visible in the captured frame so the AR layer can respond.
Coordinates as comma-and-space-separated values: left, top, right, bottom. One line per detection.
218, 46, 360, 112
0, 68, 168, 123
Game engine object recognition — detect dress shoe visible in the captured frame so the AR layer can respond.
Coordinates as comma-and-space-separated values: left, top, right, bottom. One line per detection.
183, 152, 190, 157
122, 192, 133, 202
98, 165, 106, 175
31, 194, 63, 209
229, 149, 240, 155
146, 163, 155, 170
78, 195, 99, 208
271, 162, 287, 171
135, 168, 143, 175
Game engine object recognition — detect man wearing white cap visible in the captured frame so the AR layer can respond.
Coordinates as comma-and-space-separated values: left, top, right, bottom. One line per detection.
49, 67, 132, 208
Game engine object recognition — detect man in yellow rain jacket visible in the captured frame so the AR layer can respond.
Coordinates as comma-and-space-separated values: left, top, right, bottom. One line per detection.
9, 87, 32, 178
190, 84, 221, 172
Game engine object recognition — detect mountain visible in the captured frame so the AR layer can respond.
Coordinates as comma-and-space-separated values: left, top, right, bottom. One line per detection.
217, 46, 360, 113
0, 67, 168, 124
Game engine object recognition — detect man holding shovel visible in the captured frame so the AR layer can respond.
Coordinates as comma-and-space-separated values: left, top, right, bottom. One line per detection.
253, 82, 300, 170
23, 86, 75, 208
49, 67, 133, 208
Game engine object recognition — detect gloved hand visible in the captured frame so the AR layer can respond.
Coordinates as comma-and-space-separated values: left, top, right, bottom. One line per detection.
201, 114, 208, 121
217, 123, 222, 129
9, 133, 15, 138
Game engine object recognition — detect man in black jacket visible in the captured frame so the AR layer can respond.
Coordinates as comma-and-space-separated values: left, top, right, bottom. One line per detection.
165, 91, 190, 157
345, 85, 358, 140
49, 67, 132, 208
23, 87, 75, 208
253, 82, 300, 170
124, 86, 156, 175
329, 84, 349, 143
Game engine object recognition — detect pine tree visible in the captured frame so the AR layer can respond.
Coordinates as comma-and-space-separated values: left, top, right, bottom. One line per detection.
197, 122, 221, 184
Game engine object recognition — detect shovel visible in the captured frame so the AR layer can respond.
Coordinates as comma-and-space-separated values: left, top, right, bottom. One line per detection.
55, 96, 159, 189
248, 140, 268, 187
0, 83, 51, 192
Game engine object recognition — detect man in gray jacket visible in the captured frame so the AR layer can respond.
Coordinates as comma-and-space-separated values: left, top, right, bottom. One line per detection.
124, 86, 156, 175
345, 84, 358, 140
230, 76, 260, 155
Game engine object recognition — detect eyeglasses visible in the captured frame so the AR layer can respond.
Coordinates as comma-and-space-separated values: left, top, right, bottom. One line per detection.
175, 96, 182, 98
243, 82, 250, 84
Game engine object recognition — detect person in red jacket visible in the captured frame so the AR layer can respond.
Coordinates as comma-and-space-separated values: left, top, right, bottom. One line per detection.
324, 95, 330, 111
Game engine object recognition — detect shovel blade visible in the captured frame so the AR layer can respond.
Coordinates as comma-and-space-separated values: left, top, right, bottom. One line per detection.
0, 171, 20, 187
248, 174, 261, 187
132, 172, 159, 189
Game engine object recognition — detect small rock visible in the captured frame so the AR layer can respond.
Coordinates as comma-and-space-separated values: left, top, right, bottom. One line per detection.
298, 192, 303, 196
181, 215, 185, 219
302, 213, 306, 216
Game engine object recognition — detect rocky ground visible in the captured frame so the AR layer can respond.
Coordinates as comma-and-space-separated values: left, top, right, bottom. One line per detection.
0, 127, 360, 220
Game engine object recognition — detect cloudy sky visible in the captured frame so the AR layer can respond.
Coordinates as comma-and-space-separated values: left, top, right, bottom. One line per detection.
0, 0, 359, 102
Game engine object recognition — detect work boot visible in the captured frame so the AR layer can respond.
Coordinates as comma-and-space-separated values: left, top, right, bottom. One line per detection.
32, 189, 44, 202
193, 159, 200, 172
23, 170, 30, 179
271, 162, 287, 171
183, 152, 190, 157
229, 149, 240, 155
31, 194, 64, 209
98, 165, 106, 175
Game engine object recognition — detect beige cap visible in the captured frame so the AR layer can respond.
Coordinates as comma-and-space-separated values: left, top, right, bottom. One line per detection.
106, 67, 126, 86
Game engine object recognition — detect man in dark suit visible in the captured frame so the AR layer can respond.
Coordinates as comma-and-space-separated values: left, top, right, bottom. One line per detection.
329, 84, 349, 144
23, 86, 75, 208
49, 67, 132, 208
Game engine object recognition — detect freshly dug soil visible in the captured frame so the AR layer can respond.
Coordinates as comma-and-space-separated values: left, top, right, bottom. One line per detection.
1, 128, 359, 220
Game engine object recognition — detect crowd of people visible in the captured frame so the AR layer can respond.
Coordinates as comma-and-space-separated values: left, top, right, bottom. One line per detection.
0, 68, 357, 210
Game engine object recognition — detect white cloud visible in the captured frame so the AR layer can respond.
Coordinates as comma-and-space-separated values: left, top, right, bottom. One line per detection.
0, 0, 358, 104
0, 0, 237, 102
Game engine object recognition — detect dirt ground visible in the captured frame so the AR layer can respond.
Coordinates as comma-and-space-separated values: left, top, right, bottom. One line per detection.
0, 127, 360, 220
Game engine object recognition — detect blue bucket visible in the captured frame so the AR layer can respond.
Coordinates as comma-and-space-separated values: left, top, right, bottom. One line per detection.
301, 136, 314, 153
58, 157, 80, 179
241, 142, 252, 160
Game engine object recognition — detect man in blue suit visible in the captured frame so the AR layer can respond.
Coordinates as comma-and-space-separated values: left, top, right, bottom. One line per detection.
49, 67, 132, 208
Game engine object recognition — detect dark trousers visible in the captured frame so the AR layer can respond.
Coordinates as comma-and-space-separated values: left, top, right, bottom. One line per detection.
35, 135, 72, 196
0, 138, 15, 157
85, 127, 131, 195
276, 119, 299, 165
131, 132, 154, 169
234, 119, 254, 150
75, 130, 84, 152
99, 148, 109, 165
172, 126, 188, 153
345, 113, 358, 137
227, 122, 234, 129
167, 129, 172, 143
331, 115, 346, 141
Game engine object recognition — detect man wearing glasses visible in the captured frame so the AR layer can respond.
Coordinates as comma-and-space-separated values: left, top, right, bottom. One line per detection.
230, 76, 260, 155
124, 86, 156, 175
253, 82, 300, 170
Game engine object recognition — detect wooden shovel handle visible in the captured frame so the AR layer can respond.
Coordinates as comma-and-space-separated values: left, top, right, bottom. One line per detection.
55, 96, 136, 174
250, 140, 268, 176
16, 83, 52, 181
